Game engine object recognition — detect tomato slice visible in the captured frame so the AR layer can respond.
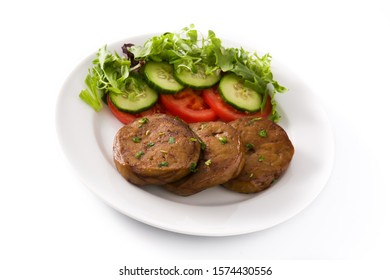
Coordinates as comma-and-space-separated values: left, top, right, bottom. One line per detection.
159, 88, 218, 123
203, 88, 272, 122
108, 87, 271, 124
107, 95, 166, 124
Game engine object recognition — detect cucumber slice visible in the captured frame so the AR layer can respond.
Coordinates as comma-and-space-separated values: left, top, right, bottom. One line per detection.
174, 64, 221, 89
109, 84, 158, 114
143, 61, 184, 94
218, 73, 262, 112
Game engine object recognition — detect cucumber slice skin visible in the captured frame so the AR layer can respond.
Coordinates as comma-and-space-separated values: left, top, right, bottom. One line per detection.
108, 86, 158, 114
218, 73, 262, 112
174, 66, 221, 89
143, 61, 184, 94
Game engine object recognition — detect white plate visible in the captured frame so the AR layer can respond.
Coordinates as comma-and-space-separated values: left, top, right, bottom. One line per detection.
56, 34, 334, 236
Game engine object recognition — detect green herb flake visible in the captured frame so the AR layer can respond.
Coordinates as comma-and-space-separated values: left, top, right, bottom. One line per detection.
138, 117, 149, 127
258, 155, 265, 162
189, 137, 197, 142
204, 159, 212, 166
146, 142, 155, 148
246, 143, 254, 150
168, 137, 175, 144
158, 161, 169, 167
218, 136, 228, 144
189, 162, 198, 173
258, 129, 267, 138
139, 117, 149, 124
132, 137, 142, 143
135, 151, 145, 159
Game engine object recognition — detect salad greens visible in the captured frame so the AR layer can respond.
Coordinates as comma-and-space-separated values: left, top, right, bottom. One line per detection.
79, 46, 144, 112
80, 25, 287, 121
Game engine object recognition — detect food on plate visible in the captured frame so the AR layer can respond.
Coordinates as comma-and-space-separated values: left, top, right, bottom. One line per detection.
218, 73, 262, 112
113, 114, 201, 185
164, 121, 245, 196
113, 114, 294, 196
223, 117, 294, 193
159, 88, 218, 123
79, 25, 287, 124
202, 87, 273, 122
143, 61, 185, 94
78, 25, 294, 196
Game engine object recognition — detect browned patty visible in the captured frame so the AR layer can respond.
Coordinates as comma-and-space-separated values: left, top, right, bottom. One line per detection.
113, 114, 201, 185
164, 121, 245, 196
223, 117, 294, 193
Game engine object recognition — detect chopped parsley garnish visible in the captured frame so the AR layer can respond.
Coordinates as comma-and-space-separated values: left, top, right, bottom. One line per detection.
246, 143, 254, 150
132, 137, 141, 143
146, 142, 155, 148
258, 129, 267, 138
135, 151, 144, 159
138, 117, 149, 125
158, 161, 169, 167
189, 162, 198, 173
168, 137, 175, 144
199, 141, 206, 151
258, 155, 265, 162
218, 136, 228, 144
189, 137, 206, 150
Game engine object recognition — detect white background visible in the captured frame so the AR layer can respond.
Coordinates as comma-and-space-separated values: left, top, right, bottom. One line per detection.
1, 0, 389, 279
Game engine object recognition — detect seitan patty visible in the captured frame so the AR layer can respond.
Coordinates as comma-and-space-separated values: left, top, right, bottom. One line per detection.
164, 121, 245, 196
223, 117, 294, 193
113, 114, 201, 185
